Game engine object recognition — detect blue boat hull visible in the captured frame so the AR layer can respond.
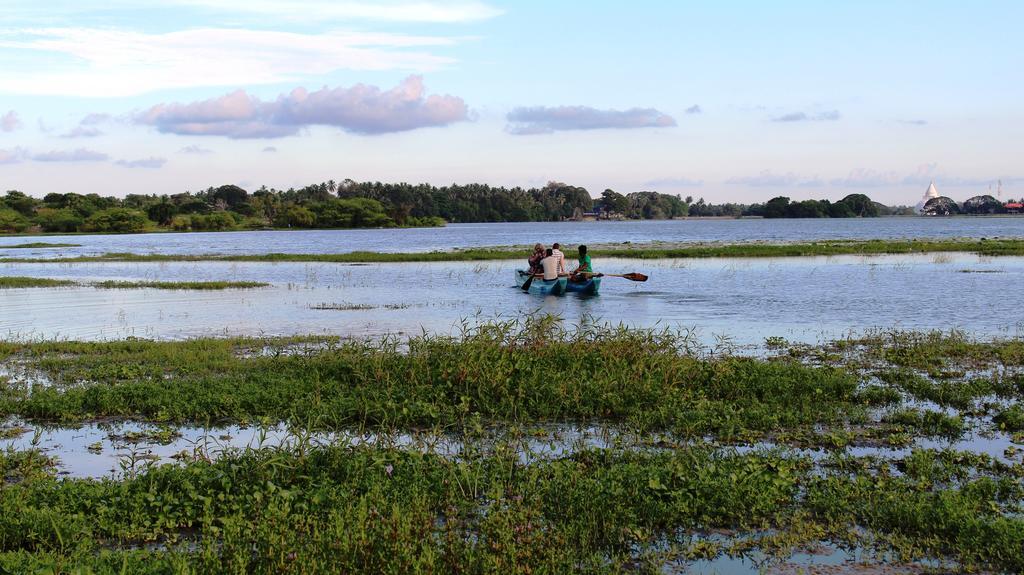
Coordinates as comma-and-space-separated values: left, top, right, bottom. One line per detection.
515, 271, 567, 295
565, 276, 601, 295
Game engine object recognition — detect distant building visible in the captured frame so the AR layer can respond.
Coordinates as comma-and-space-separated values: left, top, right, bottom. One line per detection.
1006, 202, 1023, 214
915, 182, 940, 214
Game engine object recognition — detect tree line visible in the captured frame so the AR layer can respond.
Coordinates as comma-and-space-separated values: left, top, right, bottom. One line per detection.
0, 180, 898, 235
0, 180, 685, 234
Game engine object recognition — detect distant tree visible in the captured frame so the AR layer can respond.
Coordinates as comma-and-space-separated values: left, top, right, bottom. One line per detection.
827, 201, 856, 218
0, 207, 30, 232
3, 191, 37, 216
278, 206, 316, 228
600, 189, 630, 214
836, 193, 879, 217
190, 212, 237, 230
762, 196, 791, 218
787, 199, 828, 218
211, 185, 248, 209
147, 200, 178, 226
84, 208, 151, 233
35, 208, 84, 232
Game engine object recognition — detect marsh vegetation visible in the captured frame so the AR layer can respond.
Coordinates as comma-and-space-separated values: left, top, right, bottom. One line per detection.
0, 277, 268, 290
0, 320, 1022, 572
6, 237, 1024, 264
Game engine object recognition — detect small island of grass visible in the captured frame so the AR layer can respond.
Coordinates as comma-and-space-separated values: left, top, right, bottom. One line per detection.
91, 280, 269, 290
0, 276, 76, 288
0, 242, 81, 249
5, 237, 1024, 264
0, 277, 269, 290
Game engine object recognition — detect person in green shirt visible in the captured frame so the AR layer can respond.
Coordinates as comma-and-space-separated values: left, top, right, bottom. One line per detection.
571, 244, 593, 281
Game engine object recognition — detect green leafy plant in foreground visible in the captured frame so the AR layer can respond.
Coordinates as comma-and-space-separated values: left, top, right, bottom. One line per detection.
0, 444, 1021, 574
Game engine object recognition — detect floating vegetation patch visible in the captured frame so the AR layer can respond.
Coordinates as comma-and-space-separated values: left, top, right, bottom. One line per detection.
0, 242, 80, 249
0, 276, 76, 288
90, 280, 269, 290
309, 302, 375, 311
6, 237, 1024, 263
0, 277, 269, 290
310, 302, 413, 311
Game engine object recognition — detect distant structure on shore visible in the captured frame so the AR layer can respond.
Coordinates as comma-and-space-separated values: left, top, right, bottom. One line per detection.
914, 179, 1021, 216
915, 182, 941, 214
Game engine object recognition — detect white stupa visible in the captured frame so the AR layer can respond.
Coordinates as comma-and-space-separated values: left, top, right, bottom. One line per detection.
915, 181, 940, 214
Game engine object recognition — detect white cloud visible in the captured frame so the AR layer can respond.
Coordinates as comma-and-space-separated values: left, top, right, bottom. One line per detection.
137, 75, 468, 137
80, 113, 111, 125
643, 176, 704, 188
772, 110, 841, 122
829, 168, 900, 188
506, 106, 676, 135
32, 148, 109, 162
0, 147, 28, 164
179, 144, 214, 154
0, 28, 458, 97
726, 170, 823, 187
61, 126, 103, 138
1, 110, 21, 132
166, 0, 503, 23
116, 157, 166, 168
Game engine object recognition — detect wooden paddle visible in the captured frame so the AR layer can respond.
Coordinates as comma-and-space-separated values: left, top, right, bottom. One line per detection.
599, 272, 648, 282
521, 272, 538, 291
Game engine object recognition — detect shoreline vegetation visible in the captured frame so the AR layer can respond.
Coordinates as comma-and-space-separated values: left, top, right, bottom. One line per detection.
0, 180, 925, 237
4, 238, 1024, 264
0, 276, 267, 289
0, 321, 1022, 572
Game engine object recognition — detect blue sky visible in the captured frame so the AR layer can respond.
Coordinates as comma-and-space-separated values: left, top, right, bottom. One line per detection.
0, 0, 1020, 204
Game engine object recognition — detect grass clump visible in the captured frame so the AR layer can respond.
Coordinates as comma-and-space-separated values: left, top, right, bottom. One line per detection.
0, 320, 861, 438
993, 405, 1024, 432
91, 280, 268, 290
0, 443, 1021, 573
0, 276, 75, 289
6, 237, 1024, 264
0, 242, 80, 249
883, 408, 965, 438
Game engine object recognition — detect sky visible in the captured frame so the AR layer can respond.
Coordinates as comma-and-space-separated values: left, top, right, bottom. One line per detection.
0, 0, 1021, 205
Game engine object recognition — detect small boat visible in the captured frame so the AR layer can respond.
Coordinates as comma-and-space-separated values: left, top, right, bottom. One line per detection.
515, 270, 567, 295
565, 274, 601, 295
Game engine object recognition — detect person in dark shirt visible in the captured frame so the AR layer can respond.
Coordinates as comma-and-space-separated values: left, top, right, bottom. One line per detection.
528, 243, 545, 274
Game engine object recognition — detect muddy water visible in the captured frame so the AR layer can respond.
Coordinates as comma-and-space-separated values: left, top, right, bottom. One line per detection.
2, 253, 1023, 344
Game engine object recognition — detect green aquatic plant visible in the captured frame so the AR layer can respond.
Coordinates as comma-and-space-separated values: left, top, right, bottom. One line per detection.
0, 443, 1021, 573
90, 280, 269, 290
0, 242, 80, 249
0, 321, 863, 438
0, 276, 75, 288
994, 405, 1024, 432
5, 237, 1024, 264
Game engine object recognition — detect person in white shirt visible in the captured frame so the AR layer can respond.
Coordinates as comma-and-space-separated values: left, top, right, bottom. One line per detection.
540, 248, 559, 280
551, 243, 567, 276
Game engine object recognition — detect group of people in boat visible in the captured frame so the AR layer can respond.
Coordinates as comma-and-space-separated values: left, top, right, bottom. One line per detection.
527, 242, 593, 282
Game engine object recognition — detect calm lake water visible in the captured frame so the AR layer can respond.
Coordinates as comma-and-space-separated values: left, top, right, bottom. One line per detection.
2, 252, 1021, 344
2, 217, 1023, 258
